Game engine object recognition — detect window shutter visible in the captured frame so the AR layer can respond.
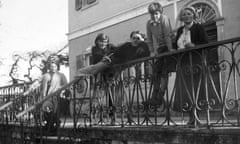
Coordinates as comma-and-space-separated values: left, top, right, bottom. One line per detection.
75, 0, 82, 10
87, 0, 96, 5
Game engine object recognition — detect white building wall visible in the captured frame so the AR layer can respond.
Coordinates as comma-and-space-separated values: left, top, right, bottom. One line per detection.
68, 0, 240, 80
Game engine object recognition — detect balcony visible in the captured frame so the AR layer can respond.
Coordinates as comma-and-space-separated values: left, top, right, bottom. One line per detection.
0, 37, 240, 143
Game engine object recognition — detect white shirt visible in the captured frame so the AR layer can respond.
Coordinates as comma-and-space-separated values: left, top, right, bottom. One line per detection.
177, 22, 193, 49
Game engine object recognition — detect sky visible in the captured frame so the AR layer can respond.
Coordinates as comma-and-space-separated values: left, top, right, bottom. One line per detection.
0, 0, 68, 86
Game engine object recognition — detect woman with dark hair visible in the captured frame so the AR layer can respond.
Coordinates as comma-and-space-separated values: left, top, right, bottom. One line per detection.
76, 31, 150, 125
77, 31, 150, 75
91, 33, 115, 64
76, 33, 114, 75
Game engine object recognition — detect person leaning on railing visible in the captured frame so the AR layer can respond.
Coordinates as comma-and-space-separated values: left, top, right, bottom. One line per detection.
91, 33, 115, 65
76, 31, 150, 125
144, 2, 175, 106
76, 31, 150, 76
173, 7, 209, 125
90, 33, 116, 124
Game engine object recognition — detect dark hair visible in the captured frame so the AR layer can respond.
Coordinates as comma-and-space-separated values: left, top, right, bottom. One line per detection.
179, 7, 197, 21
47, 55, 60, 70
130, 30, 145, 41
148, 2, 163, 14
130, 31, 140, 38
94, 33, 109, 46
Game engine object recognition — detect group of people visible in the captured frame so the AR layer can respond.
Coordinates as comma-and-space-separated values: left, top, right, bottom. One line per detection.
145, 3, 209, 126
23, 55, 68, 131
76, 2, 209, 125
77, 31, 150, 76
23, 1, 209, 129
147, 3, 209, 125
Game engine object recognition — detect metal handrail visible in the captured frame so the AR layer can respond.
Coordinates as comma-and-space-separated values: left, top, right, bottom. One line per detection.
113, 37, 240, 68
4, 36, 240, 127
15, 77, 82, 118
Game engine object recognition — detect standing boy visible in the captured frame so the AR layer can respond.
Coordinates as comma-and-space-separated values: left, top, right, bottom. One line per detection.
145, 2, 174, 106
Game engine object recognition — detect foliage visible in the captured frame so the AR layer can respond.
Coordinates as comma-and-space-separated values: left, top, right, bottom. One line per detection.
8, 45, 69, 84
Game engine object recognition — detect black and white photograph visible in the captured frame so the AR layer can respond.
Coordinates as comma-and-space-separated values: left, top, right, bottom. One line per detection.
0, 0, 240, 143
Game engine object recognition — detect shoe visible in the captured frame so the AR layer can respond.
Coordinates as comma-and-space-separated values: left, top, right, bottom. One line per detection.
187, 113, 201, 126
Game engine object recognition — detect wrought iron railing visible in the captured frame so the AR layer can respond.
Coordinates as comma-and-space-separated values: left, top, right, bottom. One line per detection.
0, 37, 240, 142
0, 82, 32, 123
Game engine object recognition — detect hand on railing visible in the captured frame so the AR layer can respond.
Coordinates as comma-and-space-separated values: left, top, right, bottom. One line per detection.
168, 48, 176, 52
150, 52, 157, 57
184, 42, 195, 49
102, 53, 114, 63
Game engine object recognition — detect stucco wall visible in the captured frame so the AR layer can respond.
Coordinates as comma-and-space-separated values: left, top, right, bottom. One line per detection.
68, 0, 155, 33
69, 3, 175, 80
69, 13, 150, 80
69, 0, 240, 81
222, 0, 240, 39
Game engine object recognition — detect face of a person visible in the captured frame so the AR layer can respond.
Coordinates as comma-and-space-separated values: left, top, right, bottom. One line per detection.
131, 33, 142, 46
151, 11, 161, 22
49, 63, 58, 73
181, 9, 194, 24
97, 39, 108, 49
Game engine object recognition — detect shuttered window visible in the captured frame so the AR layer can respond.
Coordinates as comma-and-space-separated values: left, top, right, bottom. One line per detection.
75, 0, 97, 11
87, 0, 96, 5
75, 0, 82, 10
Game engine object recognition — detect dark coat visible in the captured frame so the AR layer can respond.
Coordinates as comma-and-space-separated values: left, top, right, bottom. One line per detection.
111, 41, 150, 65
175, 23, 208, 47
91, 44, 115, 64
90, 41, 150, 79
173, 23, 211, 112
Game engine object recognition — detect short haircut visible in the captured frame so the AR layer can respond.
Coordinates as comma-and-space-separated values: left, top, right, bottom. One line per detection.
148, 2, 163, 14
94, 33, 109, 45
130, 31, 145, 41
130, 31, 141, 38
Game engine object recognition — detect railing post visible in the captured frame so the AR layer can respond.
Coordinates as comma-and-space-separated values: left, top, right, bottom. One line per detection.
202, 49, 211, 127
189, 51, 198, 127
231, 42, 240, 126
89, 76, 93, 127
73, 80, 77, 130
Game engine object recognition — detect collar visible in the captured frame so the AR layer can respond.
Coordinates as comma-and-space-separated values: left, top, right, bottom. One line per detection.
149, 20, 161, 26
184, 21, 194, 29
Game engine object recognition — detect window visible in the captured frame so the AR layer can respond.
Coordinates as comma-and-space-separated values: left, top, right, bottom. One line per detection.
75, 0, 97, 11
87, 0, 96, 5
75, 0, 82, 10
192, 3, 216, 24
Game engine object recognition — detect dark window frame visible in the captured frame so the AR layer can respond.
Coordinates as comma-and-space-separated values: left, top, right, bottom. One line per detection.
75, 0, 97, 11
75, 0, 82, 11
87, 0, 96, 5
